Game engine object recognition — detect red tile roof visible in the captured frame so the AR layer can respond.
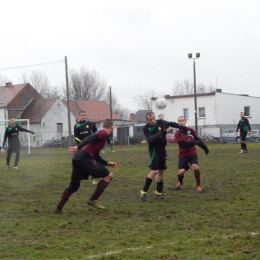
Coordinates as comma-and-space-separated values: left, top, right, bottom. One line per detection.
21, 98, 58, 123
0, 83, 28, 107
64, 100, 118, 122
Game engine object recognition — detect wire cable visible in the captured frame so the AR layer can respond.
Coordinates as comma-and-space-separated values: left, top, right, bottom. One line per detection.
0, 60, 64, 71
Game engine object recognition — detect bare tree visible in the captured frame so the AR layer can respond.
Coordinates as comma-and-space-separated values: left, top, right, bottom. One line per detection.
69, 68, 107, 100
173, 79, 216, 95
20, 71, 59, 98
133, 89, 158, 110
0, 73, 9, 86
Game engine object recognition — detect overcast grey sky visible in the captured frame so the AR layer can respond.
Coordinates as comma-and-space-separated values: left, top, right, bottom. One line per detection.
1, 0, 260, 112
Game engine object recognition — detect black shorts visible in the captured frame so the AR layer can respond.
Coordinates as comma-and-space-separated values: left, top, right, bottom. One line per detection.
178, 155, 198, 171
149, 147, 166, 170
7, 143, 20, 154
71, 159, 110, 180
240, 131, 248, 141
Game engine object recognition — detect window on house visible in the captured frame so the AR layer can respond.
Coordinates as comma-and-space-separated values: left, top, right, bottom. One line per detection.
244, 106, 250, 117
57, 123, 63, 133
198, 107, 206, 117
183, 108, 189, 119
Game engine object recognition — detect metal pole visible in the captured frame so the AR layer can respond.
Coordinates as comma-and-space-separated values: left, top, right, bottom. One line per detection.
65, 56, 72, 146
109, 86, 112, 119
193, 59, 198, 133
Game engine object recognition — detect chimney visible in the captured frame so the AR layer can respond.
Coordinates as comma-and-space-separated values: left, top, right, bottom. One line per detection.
6, 82, 12, 87
130, 113, 135, 122
216, 89, 222, 93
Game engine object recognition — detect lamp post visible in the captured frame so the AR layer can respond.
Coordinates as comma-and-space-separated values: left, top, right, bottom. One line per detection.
188, 53, 200, 133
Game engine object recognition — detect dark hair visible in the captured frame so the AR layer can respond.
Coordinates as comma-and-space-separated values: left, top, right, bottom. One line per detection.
79, 111, 86, 115
178, 116, 186, 121
103, 119, 114, 128
145, 112, 155, 119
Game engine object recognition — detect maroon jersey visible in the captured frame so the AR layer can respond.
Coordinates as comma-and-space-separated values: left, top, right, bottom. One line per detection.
81, 130, 108, 159
174, 127, 198, 158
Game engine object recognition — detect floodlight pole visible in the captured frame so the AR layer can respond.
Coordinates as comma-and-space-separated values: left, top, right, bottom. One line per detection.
188, 53, 200, 133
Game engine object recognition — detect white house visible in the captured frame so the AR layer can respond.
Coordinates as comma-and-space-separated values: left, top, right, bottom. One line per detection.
21, 98, 76, 147
152, 89, 260, 137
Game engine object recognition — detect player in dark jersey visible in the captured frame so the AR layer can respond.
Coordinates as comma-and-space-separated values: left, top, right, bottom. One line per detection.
174, 116, 209, 192
74, 111, 97, 143
3, 118, 34, 170
158, 114, 169, 159
236, 112, 251, 153
140, 112, 187, 201
55, 119, 117, 213
74, 110, 98, 184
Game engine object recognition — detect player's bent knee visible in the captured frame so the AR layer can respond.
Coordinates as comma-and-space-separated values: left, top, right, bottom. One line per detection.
178, 169, 185, 175
103, 172, 113, 182
191, 164, 199, 170
67, 181, 80, 193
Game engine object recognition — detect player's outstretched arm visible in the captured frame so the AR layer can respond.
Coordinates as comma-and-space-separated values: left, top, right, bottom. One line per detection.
107, 162, 117, 168
18, 125, 34, 134
68, 146, 78, 154
77, 133, 98, 149
194, 140, 209, 155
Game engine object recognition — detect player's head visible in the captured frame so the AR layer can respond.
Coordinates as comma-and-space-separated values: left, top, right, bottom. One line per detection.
240, 112, 244, 118
146, 112, 156, 125
158, 114, 164, 120
103, 119, 114, 133
9, 118, 15, 126
177, 116, 187, 126
79, 111, 86, 121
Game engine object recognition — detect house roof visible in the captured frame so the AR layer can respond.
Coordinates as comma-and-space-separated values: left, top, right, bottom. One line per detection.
135, 110, 151, 122
0, 83, 29, 107
21, 98, 58, 123
64, 100, 118, 122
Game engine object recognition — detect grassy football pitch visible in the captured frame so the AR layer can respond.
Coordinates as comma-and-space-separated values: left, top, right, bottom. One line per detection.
0, 143, 260, 260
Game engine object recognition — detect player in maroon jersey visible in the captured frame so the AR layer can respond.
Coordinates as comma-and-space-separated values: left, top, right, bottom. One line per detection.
54, 119, 117, 213
174, 116, 209, 192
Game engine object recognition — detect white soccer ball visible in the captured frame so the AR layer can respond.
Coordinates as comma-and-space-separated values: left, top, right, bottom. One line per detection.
155, 97, 167, 109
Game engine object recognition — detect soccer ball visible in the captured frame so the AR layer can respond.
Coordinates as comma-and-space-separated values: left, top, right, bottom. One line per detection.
155, 97, 167, 109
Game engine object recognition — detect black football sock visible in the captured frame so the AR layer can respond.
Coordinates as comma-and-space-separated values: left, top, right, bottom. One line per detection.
178, 174, 184, 184
241, 143, 244, 150
157, 180, 164, 193
194, 169, 201, 186
14, 152, 20, 167
57, 189, 73, 210
143, 177, 153, 192
90, 179, 109, 201
244, 143, 247, 151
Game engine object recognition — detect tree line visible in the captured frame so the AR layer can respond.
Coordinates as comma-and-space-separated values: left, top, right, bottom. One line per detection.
0, 71, 215, 116
0, 69, 130, 120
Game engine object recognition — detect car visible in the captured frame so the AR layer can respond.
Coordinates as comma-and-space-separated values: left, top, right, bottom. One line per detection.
42, 139, 64, 148
247, 130, 260, 142
212, 129, 251, 143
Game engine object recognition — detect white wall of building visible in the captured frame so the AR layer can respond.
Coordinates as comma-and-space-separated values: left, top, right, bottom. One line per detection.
152, 92, 260, 136
215, 92, 260, 125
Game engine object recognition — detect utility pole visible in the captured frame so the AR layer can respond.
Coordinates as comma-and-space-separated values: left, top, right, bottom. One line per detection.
109, 86, 112, 119
65, 56, 72, 146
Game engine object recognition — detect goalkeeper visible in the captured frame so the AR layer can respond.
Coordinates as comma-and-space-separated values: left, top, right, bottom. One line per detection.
174, 116, 209, 192
3, 117, 34, 170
